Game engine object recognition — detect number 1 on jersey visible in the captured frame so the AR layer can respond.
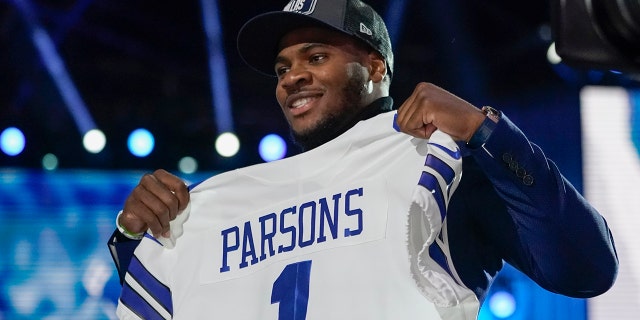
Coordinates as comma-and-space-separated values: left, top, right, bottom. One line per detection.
271, 260, 312, 320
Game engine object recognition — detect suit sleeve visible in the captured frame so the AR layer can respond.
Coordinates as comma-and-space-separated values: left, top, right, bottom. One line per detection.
107, 229, 142, 285
466, 113, 618, 298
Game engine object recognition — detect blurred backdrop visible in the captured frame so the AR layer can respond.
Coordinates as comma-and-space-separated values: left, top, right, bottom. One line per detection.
0, 0, 639, 319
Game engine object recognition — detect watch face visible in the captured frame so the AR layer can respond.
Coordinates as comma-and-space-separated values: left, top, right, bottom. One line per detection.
482, 106, 500, 122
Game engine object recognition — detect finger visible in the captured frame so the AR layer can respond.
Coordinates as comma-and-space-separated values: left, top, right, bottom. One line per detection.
416, 123, 438, 139
153, 169, 190, 213
395, 86, 418, 127
122, 195, 164, 237
119, 202, 149, 235
138, 171, 182, 222
127, 182, 172, 236
399, 99, 434, 139
398, 83, 435, 132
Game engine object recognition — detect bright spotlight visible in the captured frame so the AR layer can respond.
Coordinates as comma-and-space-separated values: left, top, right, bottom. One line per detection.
83, 129, 106, 154
259, 134, 287, 162
547, 42, 562, 65
0, 127, 26, 156
488, 290, 516, 318
128, 128, 155, 157
215, 132, 239, 157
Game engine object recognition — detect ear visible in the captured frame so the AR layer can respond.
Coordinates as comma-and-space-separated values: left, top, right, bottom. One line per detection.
368, 51, 387, 83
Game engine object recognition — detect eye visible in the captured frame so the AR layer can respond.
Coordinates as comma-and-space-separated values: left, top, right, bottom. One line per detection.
275, 65, 290, 77
309, 53, 327, 64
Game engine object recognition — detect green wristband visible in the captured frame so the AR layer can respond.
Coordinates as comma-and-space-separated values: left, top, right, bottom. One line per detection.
116, 210, 145, 240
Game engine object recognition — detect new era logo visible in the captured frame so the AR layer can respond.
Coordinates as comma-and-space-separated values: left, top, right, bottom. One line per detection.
283, 0, 317, 15
359, 22, 372, 36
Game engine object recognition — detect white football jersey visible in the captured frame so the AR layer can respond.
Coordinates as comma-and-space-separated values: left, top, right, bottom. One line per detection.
116, 112, 479, 320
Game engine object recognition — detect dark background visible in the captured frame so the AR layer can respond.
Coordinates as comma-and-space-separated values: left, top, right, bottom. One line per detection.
1, 0, 638, 179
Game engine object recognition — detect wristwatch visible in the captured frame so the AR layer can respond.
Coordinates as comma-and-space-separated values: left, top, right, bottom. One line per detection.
482, 106, 500, 123
467, 106, 501, 148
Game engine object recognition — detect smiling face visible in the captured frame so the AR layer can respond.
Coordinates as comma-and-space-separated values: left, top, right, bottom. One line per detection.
274, 27, 383, 149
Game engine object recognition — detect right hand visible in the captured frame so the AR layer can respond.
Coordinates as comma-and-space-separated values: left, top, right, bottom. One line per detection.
395, 82, 485, 142
119, 169, 190, 238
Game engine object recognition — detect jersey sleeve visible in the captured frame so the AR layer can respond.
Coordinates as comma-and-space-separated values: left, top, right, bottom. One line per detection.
116, 236, 176, 320
407, 130, 469, 307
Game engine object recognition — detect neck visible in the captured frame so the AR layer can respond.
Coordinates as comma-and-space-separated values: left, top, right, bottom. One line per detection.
293, 96, 394, 151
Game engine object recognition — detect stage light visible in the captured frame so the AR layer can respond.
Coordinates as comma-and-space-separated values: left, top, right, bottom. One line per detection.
215, 132, 239, 157
200, 0, 235, 134
127, 129, 155, 157
14, 0, 98, 138
1, 127, 26, 156
547, 42, 562, 65
42, 153, 58, 171
178, 156, 198, 174
488, 290, 516, 318
259, 134, 287, 162
83, 129, 106, 154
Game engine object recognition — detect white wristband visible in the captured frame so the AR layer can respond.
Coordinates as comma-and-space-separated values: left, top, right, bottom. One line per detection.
116, 210, 145, 240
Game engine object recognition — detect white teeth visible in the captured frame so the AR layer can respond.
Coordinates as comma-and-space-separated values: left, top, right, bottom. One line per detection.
291, 97, 312, 108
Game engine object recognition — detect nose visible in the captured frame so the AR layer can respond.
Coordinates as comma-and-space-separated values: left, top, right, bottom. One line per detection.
280, 64, 311, 92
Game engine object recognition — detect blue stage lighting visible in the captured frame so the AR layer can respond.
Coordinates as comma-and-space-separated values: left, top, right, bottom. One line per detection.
1, 127, 26, 156
127, 129, 155, 157
259, 134, 287, 162
14, 0, 97, 135
200, 0, 235, 133
489, 290, 516, 318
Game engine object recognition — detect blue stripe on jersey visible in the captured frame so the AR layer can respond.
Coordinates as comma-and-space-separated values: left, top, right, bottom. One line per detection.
428, 142, 461, 160
428, 242, 461, 287
144, 233, 163, 246
392, 114, 400, 132
424, 154, 455, 185
120, 281, 168, 320
127, 255, 174, 315
418, 171, 446, 220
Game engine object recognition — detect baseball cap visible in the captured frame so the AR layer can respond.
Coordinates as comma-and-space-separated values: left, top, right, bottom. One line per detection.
237, 0, 394, 77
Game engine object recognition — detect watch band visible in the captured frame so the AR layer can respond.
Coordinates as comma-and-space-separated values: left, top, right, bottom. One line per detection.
467, 106, 501, 148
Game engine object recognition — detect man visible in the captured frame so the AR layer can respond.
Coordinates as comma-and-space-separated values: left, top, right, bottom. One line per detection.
109, 0, 618, 319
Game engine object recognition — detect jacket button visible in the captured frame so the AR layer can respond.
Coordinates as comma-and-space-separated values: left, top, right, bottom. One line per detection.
523, 175, 534, 186
502, 153, 512, 163
516, 167, 526, 178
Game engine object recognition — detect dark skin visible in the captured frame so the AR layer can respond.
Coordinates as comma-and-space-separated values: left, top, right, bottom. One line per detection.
119, 27, 486, 238
274, 28, 384, 136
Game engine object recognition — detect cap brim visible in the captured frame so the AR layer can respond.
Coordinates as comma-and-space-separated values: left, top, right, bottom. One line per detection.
237, 11, 347, 77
